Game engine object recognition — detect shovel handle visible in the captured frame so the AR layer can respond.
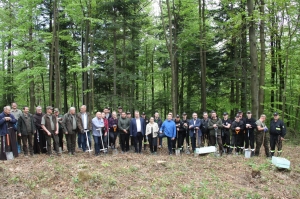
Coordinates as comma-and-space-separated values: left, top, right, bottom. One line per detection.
6, 134, 10, 146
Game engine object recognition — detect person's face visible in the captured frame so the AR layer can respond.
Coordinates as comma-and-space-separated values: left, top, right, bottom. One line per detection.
47, 108, 53, 114
23, 107, 29, 114
176, 117, 180, 121
155, 113, 159, 118
142, 114, 145, 118
135, 112, 140, 118
12, 103, 17, 109
247, 113, 252, 118
70, 109, 75, 115
102, 112, 106, 118
203, 114, 208, 119
80, 106, 86, 113
121, 112, 126, 118
54, 111, 59, 116
211, 113, 216, 118
127, 113, 131, 118
118, 108, 122, 113
167, 115, 172, 120
274, 115, 279, 120
261, 116, 266, 122
97, 112, 102, 119
112, 113, 117, 118
182, 115, 187, 119
5, 107, 11, 115
103, 109, 108, 114
36, 108, 42, 114
193, 114, 197, 119
150, 118, 154, 123
223, 114, 228, 119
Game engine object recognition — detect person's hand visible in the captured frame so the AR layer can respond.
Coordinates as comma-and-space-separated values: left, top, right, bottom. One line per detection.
177, 128, 179, 131
159, 131, 162, 134
18, 133, 21, 137
172, 137, 175, 140
124, 130, 127, 133
5, 117, 11, 121
189, 125, 193, 129
47, 132, 51, 136
264, 127, 268, 132
65, 131, 68, 135
236, 127, 240, 130
280, 137, 284, 141
213, 124, 217, 128
195, 127, 199, 130
55, 131, 58, 135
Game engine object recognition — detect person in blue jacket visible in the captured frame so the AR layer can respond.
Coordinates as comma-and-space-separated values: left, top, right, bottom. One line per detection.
188, 113, 201, 152
130, 111, 146, 153
159, 113, 176, 155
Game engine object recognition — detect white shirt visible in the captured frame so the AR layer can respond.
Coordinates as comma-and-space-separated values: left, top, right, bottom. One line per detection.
136, 118, 141, 132
82, 113, 87, 129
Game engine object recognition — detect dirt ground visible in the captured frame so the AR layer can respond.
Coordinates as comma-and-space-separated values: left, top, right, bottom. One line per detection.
0, 142, 299, 199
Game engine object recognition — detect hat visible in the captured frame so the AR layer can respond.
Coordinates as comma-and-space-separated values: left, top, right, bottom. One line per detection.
54, 108, 59, 112
247, 111, 251, 114
176, 114, 180, 118
273, 112, 278, 116
142, 112, 146, 115
118, 106, 122, 109
182, 112, 187, 115
107, 107, 111, 110
235, 114, 240, 118
126, 111, 131, 114
223, 112, 228, 115
211, 110, 216, 113
46, 106, 53, 110
238, 110, 243, 113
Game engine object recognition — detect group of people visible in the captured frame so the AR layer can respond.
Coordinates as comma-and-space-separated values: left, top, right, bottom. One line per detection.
0, 103, 286, 160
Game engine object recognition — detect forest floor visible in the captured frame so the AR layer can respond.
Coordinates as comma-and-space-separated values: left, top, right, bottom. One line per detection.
0, 142, 299, 199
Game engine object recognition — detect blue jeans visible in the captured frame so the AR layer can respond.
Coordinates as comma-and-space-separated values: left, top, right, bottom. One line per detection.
93, 136, 101, 154
77, 133, 82, 148
81, 131, 92, 152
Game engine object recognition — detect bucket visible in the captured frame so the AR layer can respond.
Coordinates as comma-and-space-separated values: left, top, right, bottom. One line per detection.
244, 149, 251, 158
175, 149, 181, 156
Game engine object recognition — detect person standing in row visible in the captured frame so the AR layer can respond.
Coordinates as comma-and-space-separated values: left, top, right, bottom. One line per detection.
255, 114, 270, 157
108, 111, 118, 149
269, 112, 286, 157
231, 114, 244, 154
175, 115, 185, 151
62, 107, 78, 155
33, 106, 47, 154
11, 102, 22, 153
208, 111, 223, 155
221, 112, 231, 154
244, 111, 256, 156
54, 108, 64, 151
146, 117, 159, 154
189, 113, 201, 152
77, 105, 92, 152
154, 112, 163, 148
17, 106, 36, 157
130, 111, 146, 153
92, 112, 106, 156
160, 114, 176, 155
141, 112, 149, 150
181, 112, 190, 152
201, 112, 210, 146
41, 106, 60, 156
101, 112, 109, 149
118, 111, 130, 153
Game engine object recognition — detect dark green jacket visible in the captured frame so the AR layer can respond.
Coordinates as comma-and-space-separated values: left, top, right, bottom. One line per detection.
17, 113, 36, 135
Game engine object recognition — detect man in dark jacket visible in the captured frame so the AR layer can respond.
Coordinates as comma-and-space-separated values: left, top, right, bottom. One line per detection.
175, 115, 185, 151
118, 112, 131, 153
54, 108, 64, 151
189, 113, 202, 152
130, 111, 146, 153
141, 112, 149, 150
244, 111, 257, 156
221, 112, 231, 154
181, 112, 190, 152
208, 111, 223, 155
17, 106, 36, 157
33, 106, 47, 154
154, 112, 163, 148
201, 112, 210, 146
62, 107, 78, 155
231, 114, 244, 154
41, 106, 60, 156
269, 112, 286, 157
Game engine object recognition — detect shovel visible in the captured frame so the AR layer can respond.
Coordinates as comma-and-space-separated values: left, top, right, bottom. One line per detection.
84, 130, 93, 154
214, 127, 219, 157
5, 134, 14, 160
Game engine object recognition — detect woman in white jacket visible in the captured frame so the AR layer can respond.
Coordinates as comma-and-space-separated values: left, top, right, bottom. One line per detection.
146, 117, 159, 154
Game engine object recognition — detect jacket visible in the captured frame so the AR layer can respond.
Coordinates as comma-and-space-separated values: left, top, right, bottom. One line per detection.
201, 118, 210, 135
62, 113, 79, 134
174, 119, 185, 133
160, 119, 176, 138
0, 112, 17, 136
108, 117, 118, 132
77, 112, 92, 132
42, 114, 58, 132
146, 122, 159, 137
270, 119, 286, 138
244, 117, 257, 133
189, 118, 202, 137
130, 117, 146, 137
208, 118, 223, 136
17, 113, 36, 135
118, 117, 130, 134
154, 117, 162, 128
33, 112, 44, 130
231, 120, 244, 135
92, 117, 105, 136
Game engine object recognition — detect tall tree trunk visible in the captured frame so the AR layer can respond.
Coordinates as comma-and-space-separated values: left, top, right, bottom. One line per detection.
240, 0, 247, 111
49, 0, 54, 107
199, 0, 206, 113
89, 28, 96, 113
113, 7, 117, 108
258, 0, 266, 114
29, 24, 35, 113
247, 0, 259, 119
54, 0, 61, 110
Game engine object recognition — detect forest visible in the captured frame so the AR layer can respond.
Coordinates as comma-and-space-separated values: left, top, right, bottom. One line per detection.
0, 0, 299, 135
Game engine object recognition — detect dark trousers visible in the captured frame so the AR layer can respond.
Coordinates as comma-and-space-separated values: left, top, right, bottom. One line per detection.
222, 130, 230, 151
66, 132, 76, 153
230, 133, 243, 152
77, 133, 82, 148
184, 130, 190, 147
17, 133, 22, 151
167, 137, 173, 154
134, 132, 143, 153
177, 132, 185, 149
147, 134, 157, 153
172, 137, 177, 151
190, 136, 196, 151
21, 133, 33, 155
159, 136, 163, 147
131, 136, 135, 147
58, 128, 64, 150
120, 133, 130, 152
244, 130, 255, 149
46, 132, 59, 155
109, 131, 118, 148
210, 135, 223, 152
270, 134, 282, 155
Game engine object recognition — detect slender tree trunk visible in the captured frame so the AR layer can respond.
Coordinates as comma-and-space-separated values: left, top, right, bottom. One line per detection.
241, 0, 247, 111
247, 0, 259, 119
54, 0, 61, 110
49, 0, 54, 107
199, 0, 206, 113
113, 8, 117, 108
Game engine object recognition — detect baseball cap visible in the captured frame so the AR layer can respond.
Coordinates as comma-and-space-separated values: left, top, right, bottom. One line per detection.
223, 112, 228, 115
273, 112, 278, 116
247, 111, 251, 114
46, 106, 53, 110
238, 110, 243, 113
54, 108, 59, 112
182, 112, 187, 115
118, 106, 122, 109
176, 114, 180, 118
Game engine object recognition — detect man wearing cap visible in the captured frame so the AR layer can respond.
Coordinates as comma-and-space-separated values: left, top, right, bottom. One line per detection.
189, 112, 202, 152
208, 111, 223, 155
33, 106, 47, 154
141, 112, 149, 150
244, 111, 257, 156
231, 114, 244, 155
221, 112, 231, 154
117, 106, 123, 118
181, 112, 190, 152
269, 112, 286, 157
255, 114, 270, 157
201, 112, 210, 146
17, 106, 36, 157
41, 106, 60, 156
54, 108, 64, 151
62, 107, 78, 155
174, 114, 185, 151
237, 110, 246, 152
77, 105, 92, 152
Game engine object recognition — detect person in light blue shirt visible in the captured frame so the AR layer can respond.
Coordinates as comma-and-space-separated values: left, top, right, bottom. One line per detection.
159, 113, 176, 155
92, 112, 106, 155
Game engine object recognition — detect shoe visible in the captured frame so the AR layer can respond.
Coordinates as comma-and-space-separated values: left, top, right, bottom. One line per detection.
72, 152, 76, 155
24, 155, 29, 158
68, 152, 72, 156
153, 152, 157, 155
57, 153, 61, 156
158, 145, 162, 149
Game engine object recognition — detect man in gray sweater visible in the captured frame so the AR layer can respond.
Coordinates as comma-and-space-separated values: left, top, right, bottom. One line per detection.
118, 112, 130, 153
